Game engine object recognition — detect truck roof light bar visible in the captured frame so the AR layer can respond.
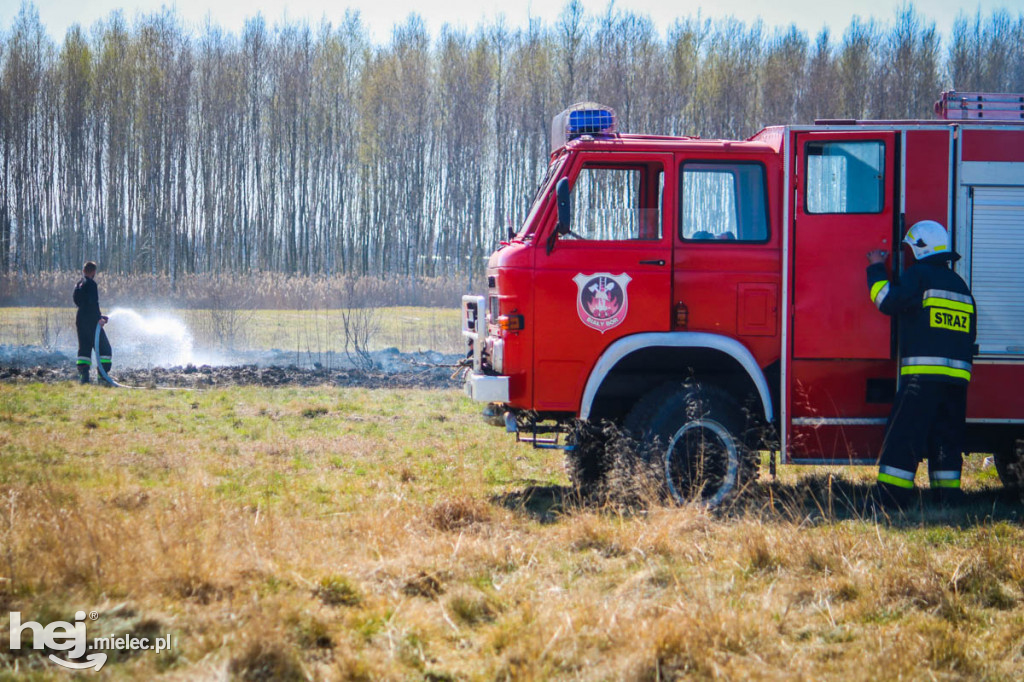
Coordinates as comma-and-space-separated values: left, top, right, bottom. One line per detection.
935, 91, 1024, 120
551, 102, 618, 152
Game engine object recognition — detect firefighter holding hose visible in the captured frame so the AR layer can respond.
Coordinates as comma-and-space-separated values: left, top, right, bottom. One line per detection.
73, 261, 112, 384
866, 221, 977, 509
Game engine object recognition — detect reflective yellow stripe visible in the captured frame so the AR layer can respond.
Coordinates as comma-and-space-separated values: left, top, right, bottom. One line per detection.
870, 280, 889, 302
880, 465, 916, 480
931, 478, 961, 489
76, 359, 92, 365
900, 365, 971, 381
922, 297, 974, 314
878, 472, 915, 489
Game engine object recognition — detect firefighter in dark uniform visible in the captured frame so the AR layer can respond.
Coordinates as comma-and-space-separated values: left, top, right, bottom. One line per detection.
866, 220, 976, 509
73, 261, 111, 384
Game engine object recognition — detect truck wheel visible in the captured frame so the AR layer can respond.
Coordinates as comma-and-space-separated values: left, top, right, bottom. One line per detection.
993, 437, 1024, 490
565, 421, 610, 492
624, 383, 755, 507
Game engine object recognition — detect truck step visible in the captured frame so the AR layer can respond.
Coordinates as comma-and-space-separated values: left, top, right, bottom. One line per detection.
515, 435, 565, 450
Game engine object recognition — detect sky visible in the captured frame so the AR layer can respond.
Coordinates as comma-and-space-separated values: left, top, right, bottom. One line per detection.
1, 0, 1019, 44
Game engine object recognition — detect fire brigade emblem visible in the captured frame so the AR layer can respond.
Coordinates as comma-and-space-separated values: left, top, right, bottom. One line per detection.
573, 273, 632, 333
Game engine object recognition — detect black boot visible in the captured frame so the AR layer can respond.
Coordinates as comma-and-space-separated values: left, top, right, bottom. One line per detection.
932, 487, 965, 508
867, 482, 912, 514
99, 362, 113, 385
77, 365, 91, 384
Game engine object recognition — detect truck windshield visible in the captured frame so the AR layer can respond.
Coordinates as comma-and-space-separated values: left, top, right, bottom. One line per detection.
516, 156, 566, 239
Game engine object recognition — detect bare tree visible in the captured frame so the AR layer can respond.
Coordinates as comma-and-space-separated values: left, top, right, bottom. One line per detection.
838, 18, 879, 119
338, 278, 380, 370
799, 29, 838, 123
0, 2, 1021, 285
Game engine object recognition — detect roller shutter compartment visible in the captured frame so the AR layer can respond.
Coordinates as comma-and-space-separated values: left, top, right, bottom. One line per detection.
971, 186, 1024, 356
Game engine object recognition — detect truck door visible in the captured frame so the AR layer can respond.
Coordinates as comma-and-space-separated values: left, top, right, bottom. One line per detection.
789, 131, 897, 460
532, 152, 673, 412
793, 131, 897, 358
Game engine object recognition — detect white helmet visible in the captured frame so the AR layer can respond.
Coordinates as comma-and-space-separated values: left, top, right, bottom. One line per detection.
903, 220, 950, 260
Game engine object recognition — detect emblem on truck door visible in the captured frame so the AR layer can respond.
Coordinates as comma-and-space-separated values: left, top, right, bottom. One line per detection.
573, 273, 632, 333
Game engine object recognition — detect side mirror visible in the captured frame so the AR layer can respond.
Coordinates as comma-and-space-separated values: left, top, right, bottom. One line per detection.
555, 178, 571, 235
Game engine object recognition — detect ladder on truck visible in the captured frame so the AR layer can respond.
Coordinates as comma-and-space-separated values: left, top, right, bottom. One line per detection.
935, 91, 1024, 120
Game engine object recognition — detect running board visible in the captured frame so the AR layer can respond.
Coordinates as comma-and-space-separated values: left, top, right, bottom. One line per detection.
507, 414, 573, 451
515, 435, 566, 450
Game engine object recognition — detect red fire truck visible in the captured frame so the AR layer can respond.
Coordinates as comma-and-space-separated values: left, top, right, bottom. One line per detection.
462, 92, 1024, 504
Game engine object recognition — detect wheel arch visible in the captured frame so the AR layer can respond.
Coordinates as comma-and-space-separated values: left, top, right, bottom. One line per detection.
579, 332, 775, 424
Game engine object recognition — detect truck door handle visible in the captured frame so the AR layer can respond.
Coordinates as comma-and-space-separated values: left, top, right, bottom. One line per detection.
639, 259, 666, 266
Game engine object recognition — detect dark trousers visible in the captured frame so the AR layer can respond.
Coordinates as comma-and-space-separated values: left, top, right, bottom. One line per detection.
876, 376, 966, 505
76, 319, 112, 374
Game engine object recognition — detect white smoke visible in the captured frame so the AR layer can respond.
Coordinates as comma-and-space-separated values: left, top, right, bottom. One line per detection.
104, 308, 196, 368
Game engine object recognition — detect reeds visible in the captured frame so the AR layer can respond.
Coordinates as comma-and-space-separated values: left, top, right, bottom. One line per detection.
0, 272, 479, 310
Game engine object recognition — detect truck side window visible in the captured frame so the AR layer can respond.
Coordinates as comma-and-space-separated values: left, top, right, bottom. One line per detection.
571, 164, 663, 240
805, 141, 885, 213
681, 162, 768, 242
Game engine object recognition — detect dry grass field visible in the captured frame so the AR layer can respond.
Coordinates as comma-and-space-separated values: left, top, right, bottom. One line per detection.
0, 382, 1023, 681
0, 307, 463, 356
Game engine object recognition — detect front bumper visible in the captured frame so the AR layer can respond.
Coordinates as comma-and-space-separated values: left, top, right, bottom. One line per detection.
462, 294, 510, 403
464, 373, 510, 402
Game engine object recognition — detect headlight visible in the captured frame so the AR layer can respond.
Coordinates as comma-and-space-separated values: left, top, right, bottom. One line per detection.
491, 339, 505, 374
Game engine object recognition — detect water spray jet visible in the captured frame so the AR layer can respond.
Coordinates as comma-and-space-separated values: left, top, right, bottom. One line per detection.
93, 308, 204, 389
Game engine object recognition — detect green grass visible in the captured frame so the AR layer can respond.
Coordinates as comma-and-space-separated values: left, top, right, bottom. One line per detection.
0, 306, 463, 354
0, 383, 1022, 680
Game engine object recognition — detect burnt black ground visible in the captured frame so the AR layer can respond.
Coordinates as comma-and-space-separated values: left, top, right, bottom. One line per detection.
0, 363, 462, 389
0, 342, 465, 389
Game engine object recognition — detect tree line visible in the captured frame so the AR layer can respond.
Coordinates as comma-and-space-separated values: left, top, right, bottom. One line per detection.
1, 1, 1022, 283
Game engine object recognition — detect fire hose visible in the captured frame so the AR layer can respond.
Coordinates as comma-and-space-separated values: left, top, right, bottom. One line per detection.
93, 321, 197, 391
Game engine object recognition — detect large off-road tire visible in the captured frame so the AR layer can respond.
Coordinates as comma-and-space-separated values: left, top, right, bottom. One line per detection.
565, 421, 611, 492
993, 437, 1024, 490
623, 382, 756, 507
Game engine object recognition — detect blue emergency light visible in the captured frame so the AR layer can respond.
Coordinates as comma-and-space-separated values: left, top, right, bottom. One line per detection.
568, 108, 615, 134
551, 103, 618, 152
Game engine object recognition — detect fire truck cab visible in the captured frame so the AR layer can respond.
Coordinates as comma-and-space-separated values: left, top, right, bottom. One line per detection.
462, 93, 1024, 504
